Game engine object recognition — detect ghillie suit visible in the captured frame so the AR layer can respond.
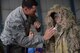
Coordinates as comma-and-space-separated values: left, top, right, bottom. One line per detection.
44, 5, 80, 53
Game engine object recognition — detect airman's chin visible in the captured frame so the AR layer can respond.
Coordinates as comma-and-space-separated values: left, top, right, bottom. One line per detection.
30, 14, 36, 17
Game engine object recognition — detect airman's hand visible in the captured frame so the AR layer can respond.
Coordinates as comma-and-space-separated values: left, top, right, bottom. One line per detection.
43, 27, 57, 40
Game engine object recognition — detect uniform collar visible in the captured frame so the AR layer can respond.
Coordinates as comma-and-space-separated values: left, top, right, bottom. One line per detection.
20, 6, 27, 21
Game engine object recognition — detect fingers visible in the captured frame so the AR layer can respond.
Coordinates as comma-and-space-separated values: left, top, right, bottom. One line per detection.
43, 27, 57, 41
46, 27, 57, 34
34, 21, 41, 28
29, 31, 34, 40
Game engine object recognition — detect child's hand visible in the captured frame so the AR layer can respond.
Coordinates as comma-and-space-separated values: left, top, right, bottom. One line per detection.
34, 21, 41, 29
29, 31, 34, 40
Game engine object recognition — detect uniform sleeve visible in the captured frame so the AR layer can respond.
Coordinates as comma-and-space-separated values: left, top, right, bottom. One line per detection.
0, 17, 44, 47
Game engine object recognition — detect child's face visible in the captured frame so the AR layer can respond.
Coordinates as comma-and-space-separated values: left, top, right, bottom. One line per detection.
54, 14, 62, 25
55, 14, 67, 28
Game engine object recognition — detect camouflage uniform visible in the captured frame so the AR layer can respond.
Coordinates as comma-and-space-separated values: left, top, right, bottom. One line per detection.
45, 5, 80, 53
0, 6, 44, 53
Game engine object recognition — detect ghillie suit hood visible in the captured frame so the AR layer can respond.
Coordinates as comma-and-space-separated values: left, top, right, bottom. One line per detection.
44, 5, 80, 53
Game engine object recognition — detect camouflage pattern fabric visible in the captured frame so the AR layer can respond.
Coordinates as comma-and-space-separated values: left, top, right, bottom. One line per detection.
44, 5, 80, 53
